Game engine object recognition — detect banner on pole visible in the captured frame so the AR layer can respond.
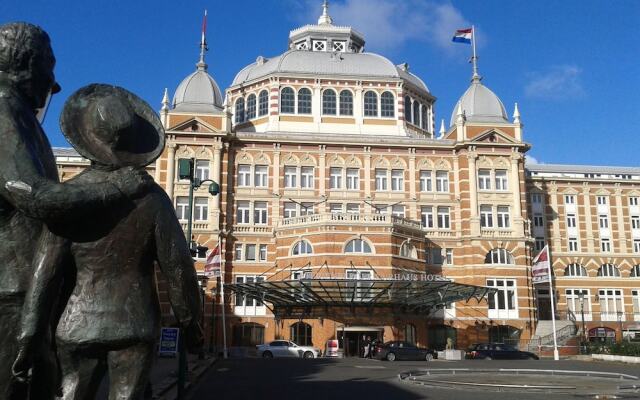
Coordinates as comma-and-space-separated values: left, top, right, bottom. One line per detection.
532, 245, 551, 284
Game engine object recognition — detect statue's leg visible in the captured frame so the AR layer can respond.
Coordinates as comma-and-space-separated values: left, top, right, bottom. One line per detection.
57, 342, 106, 400
0, 298, 22, 400
106, 342, 154, 400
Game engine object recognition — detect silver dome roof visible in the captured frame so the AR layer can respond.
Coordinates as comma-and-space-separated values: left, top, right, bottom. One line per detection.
172, 67, 223, 113
449, 79, 507, 127
231, 50, 430, 93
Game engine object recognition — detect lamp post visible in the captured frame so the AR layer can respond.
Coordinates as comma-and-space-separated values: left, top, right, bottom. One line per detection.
577, 292, 586, 353
617, 311, 624, 343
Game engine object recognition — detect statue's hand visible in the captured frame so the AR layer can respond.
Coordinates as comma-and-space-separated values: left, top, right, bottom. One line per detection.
185, 321, 205, 355
109, 167, 154, 197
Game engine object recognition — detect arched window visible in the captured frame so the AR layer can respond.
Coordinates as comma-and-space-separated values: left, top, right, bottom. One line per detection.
339, 90, 353, 116
234, 98, 245, 123
322, 89, 337, 115
246, 94, 256, 120
232, 322, 265, 346
484, 248, 514, 264
421, 105, 428, 130
404, 324, 416, 345
564, 263, 588, 277
632, 264, 640, 277
290, 322, 312, 346
258, 90, 269, 116
298, 88, 312, 114
292, 240, 313, 255
363, 91, 378, 117
280, 87, 295, 114
345, 239, 372, 253
380, 91, 395, 117
597, 263, 620, 277
413, 101, 421, 127
404, 96, 412, 123
400, 241, 417, 259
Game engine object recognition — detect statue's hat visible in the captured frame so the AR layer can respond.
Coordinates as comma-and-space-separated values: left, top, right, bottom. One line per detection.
60, 84, 165, 168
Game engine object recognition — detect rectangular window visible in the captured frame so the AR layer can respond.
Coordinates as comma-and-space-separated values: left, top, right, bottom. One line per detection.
568, 237, 579, 252
564, 195, 576, 204
330, 167, 342, 189
254, 165, 268, 188
487, 279, 517, 318
194, 197, 208, 221
566, 214, 577, 228
566, 289, 591, 320
300, 166, 314, 189
391, 205, 404, 218
632, 215, 640, 230
533, 213, 544, 227
478, 169, 491, 190
391, 169, 404, 191
630, 197, 639, 206
346, 203, 359, 214
421, 206, 434, 228
430, 248, 443, 265
497, 206, 510, 228
236, 201, 250, 224
597, 196, 607, 205
599, 214, 609, 229
329, 203, 343, 213
531, 193, 542, 204
259, 244, 268, 262
444, 248, 453, 265
238, 164, 251, 187
284, 166, 297, 188
535, 237, 545, 251
599, 289, 624, 321
495, 170, 508, 191
435, 171, 449, 192
234, 243, 243, 261
346, 168, 359, 190
633, 290, 640, 319
419, 170, 432, 192
195, 160, 210, 181
480, 205, 493, 228
253, 201, 268, 224
375, 169, 388, 191
437, 206, 450, 229
301, 203, 314, 215
601, 238, 611, 252
283, 202, 297, 218
175, 196, 190, 220
634, 240, 640, 254
245, 244, 256, 261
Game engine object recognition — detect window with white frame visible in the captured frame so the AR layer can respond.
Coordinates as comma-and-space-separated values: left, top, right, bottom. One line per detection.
295, 41, 308, 50
234, 243, 243, 261
391, 169, 404, 191
292, 269, 312, 280
194, 198, 208, 221
284, 166, 297, 188
631, 264, 640, 277
346, 269, 373, 301
330, 167, 342, 189
246, 94, 256, 120
292, 240, 313, 256
236, 201, 250, 224
258, 90, 268, 116
487, 279, 518, 318
495, 170, 508, 191
435, 171, 449, 192
419, 170, 432, 192
497, 206, 510, 228
175, 196, 190, 220
312, 40, 326, 51
598, 289, 624, 321
194, 160, 210, 181
566, 289, 591, 320
345, 168, 359, 190
568, 237, 579, 252
345, 239, 373, 253
485, 248, 514, 264
363, 91, 378, 117
375, 169, 388, 191
564, 195, 576, 204
597, 263, 620, 277
400, 241, 417, 259
437, 206, 450, 229
380, 91, 395, 117
533, 213, 544, 227
329, 203, 343, 213
598, 214, 609, 229
322, 89, 337, 115
600, 238, 612, 253
346, 203, 359, 214
332, 40, 345, 52
630, 197, 639, 206
480, 205, 493, 228
564, 263, 587, 277
634, 240, 640, 253
339, 90, 353, 116
301, 202, 314, 215
632, 215, 640, 230
421, 206, 434, 228
259, 244, 267, 262
254, 165, 268, 188
300, 166, 314, 189
234, 275, 266, 315
478, 169, 491, 190
597, 195, 607, 205
253, 201, 268, 225
633, 290, 640, 320
374, 204, 388, 214
444, 248, 454, 265
245, 244, 256, 261
280, 88, 295, 114
391, 204, 404, 218
535, 237, 545, 252
283, 202, 297, 218
238, 164, 251, 187
297, 88, 312, 114
566, 213, 577, 228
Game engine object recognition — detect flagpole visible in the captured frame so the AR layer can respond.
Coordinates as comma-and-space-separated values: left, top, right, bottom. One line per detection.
471, 25, 479, 80
219, 233, 228, 359
545, 245, 560, 360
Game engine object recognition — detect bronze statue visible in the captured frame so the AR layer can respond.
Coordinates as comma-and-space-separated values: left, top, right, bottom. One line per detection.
0, 23, 151, 399
14, 84, 204, 399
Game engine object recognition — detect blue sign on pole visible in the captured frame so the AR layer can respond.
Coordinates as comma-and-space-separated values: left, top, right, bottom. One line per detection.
159, 327, 180, 357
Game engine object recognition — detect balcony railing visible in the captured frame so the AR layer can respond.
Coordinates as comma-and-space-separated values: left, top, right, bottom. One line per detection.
276, 212, 423, 231
180, 222, 210, 231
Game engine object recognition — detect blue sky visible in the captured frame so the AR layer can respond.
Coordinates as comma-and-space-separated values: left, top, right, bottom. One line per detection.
2, 0, 639, 166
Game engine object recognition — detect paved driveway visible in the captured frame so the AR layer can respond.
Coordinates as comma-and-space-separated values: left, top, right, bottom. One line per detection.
187, 357, 640, 400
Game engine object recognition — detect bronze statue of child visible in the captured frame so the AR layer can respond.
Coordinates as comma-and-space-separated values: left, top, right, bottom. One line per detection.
13, 84, 203, 399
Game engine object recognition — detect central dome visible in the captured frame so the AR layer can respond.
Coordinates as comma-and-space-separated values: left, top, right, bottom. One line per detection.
173, 67, 223, 113
450, 79, 507, 126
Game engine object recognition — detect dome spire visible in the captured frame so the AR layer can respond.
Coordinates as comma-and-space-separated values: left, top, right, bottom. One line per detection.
197, 10, 208, 71
318, 0, 333, 25
470, 25, 481, 83
161, 88, 170, 111
439, 119, 446, 138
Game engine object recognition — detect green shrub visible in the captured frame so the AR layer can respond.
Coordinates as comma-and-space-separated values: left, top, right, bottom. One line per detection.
589, 342, 640, 357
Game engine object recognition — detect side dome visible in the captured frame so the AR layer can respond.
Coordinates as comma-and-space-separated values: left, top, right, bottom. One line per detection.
449, 79, 507, 126
172, 68, 223, 113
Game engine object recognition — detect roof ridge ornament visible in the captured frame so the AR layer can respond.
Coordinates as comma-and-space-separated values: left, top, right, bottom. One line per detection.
197, 10, 209, 71
318, 0, 333, 25
161, 88, 169, 111
513, 102, 521, 124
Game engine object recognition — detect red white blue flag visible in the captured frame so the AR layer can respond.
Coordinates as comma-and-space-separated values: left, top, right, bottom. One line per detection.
452, 28, 472, 44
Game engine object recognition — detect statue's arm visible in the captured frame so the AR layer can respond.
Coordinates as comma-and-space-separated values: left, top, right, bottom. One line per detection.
154, 192, 202, 328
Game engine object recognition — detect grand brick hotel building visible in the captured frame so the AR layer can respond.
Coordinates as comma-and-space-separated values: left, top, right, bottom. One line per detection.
54, 6, 640, 356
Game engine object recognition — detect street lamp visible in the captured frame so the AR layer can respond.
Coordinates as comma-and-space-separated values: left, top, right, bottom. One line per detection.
617, 311, 624, 343
577, 292, 586, 353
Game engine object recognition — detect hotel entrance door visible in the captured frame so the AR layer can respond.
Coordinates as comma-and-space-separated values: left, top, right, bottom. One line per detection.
337, 327, 383, 357
536, 288, 553, 320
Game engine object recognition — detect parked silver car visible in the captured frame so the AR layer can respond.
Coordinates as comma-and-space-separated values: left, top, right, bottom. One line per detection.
257, 340, 321, 358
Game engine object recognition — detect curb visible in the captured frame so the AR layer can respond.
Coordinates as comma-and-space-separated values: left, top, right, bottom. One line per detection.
155, 357, 218, 400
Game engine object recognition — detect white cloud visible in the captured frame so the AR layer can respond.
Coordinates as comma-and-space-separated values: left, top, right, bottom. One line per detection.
290, 0, 475, 53
525, 155, 539, 165
524, 65, 585, 100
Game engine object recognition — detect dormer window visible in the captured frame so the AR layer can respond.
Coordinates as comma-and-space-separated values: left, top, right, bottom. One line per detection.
332, 41, 346, 52
295, 41, 308, 50
313, 40, 326, 51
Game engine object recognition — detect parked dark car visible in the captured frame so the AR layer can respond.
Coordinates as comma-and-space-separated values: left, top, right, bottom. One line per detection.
375, 341, 437, 361
466, 343, 539, 360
